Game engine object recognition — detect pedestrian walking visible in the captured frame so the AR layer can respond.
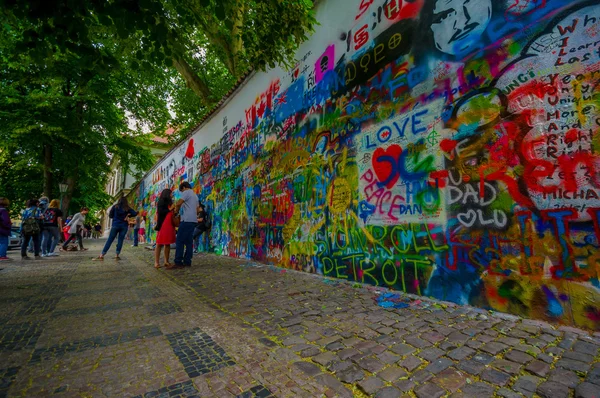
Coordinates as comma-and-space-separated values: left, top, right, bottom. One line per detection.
21, 199, 42, 260
132, 214, 141, 247
84, 223, 92, 239
62, 207, 89, 252
154, 189, 176, 269
41, 199, 63, 257
93, 223, 102, 239
172, 182, 198, 268
0, 197, 12, 261
95, 198, 137, 261
28, 196, 48, 253
193, 203, 211, 253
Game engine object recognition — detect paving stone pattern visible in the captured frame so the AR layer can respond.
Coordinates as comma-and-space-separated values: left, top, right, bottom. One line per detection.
236, 385, 274, 397
167, 328, 235, 377
148, 300, 184, 316
0, 240, 599, 397
29, 325, 163, 363
0, 367, 19, 398
0, 321, 46, 351
132, 380, 200, 398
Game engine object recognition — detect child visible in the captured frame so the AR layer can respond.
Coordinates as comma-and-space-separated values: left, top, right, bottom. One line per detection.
139, 217, 146, 244
0, 197, 12, 261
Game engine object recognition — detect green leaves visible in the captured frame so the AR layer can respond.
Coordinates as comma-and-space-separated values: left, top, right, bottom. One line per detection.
0, 0, 317, 212
215, 2, 226, 20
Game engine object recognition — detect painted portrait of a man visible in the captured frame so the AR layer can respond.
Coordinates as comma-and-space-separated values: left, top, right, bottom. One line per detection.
427, 0, 493, 56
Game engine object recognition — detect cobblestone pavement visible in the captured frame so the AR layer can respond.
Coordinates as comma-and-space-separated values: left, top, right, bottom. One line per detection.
1, 241, 599, 397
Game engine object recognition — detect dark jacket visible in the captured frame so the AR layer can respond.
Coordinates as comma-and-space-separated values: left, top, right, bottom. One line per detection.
0, 207, 11, 236
196, 210, 208, 231
109, 205, 137, 228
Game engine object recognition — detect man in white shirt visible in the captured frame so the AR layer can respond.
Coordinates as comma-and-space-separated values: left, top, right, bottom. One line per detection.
172, 182, 199, 267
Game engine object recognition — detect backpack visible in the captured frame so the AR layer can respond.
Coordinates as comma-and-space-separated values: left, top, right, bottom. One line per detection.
43, 208, 57, 224
22, 212, 40, 235
203, 212, 212, 230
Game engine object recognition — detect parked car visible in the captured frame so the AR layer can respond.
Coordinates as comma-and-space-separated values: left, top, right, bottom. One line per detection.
8, 226, 22, 250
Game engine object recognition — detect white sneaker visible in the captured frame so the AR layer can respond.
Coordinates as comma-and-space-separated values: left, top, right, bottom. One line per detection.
41, 253, 47, 257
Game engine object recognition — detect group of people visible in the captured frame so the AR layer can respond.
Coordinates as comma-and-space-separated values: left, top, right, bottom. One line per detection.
152, 182, 211, 269
0, 183, 211, 266
0, 195, 91, 261
98, 182, 211, 269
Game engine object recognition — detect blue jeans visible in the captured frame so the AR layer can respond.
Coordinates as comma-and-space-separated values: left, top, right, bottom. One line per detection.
41, 226, 61, 255
193, 227, 211, 252
0, 235, 7, 257
175, 222, 196, 266
133, 228, 139, 246
102, 225, 128, 255
22, 234, 40, 257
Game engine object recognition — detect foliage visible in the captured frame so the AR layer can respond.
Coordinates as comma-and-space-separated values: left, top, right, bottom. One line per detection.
0, 147, 43, 217
0, 0, 316, 104
0, 19, 161, 215
0, 0, 317, 213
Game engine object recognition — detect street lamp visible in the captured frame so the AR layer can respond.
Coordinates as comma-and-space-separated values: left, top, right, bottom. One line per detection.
59, 182, 68, 210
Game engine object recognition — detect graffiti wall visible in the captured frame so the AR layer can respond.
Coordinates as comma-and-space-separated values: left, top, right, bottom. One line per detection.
130, 0, 600, 329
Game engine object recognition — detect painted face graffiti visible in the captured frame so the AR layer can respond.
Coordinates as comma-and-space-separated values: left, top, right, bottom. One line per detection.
429, 0, 493, 56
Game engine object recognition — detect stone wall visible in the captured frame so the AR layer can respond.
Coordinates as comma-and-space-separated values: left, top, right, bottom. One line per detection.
130, 0, 600, 330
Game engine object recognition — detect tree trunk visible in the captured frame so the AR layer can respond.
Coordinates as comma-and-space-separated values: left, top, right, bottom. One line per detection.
43, 143, 53, 198
172, 56, 212, 102
61, 171, 77, 215
229, 0, 245, 75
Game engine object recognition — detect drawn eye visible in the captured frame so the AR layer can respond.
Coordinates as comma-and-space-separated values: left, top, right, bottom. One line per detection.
432, 10, 454, 24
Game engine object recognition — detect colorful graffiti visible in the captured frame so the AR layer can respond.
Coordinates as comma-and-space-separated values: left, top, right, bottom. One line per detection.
129, 0, 600, 330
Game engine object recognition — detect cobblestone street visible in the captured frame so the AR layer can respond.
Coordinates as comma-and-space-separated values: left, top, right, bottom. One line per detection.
1, 241, 599, 398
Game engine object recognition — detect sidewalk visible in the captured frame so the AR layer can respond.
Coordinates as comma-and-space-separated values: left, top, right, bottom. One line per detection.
0, 241, 598, 397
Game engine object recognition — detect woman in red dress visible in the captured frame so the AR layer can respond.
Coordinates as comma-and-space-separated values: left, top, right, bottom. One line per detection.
154, 189, 177, 269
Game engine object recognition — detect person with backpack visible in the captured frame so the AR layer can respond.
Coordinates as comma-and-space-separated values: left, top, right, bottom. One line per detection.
0, 197, 12, 261
193, 203, 211, 253
95, 197, 137, 261
41, 199, 63, 257
61, 207, 89, 252
27, 196, 48, 254
21, 199, 42, 260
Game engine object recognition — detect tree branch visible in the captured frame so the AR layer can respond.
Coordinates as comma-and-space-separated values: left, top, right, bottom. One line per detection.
229, 0, 245, 75
172, 55, 212, 102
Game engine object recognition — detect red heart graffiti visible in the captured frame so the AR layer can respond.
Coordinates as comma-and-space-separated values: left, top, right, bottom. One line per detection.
372, 144, 402, 189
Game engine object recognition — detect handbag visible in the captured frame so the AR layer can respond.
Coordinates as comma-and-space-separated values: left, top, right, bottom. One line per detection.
171, 211, 180, 227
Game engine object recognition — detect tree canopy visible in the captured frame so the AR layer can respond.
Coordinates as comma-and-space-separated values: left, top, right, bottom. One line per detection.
0, 0, 316, 216
1, 0, 316, 104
